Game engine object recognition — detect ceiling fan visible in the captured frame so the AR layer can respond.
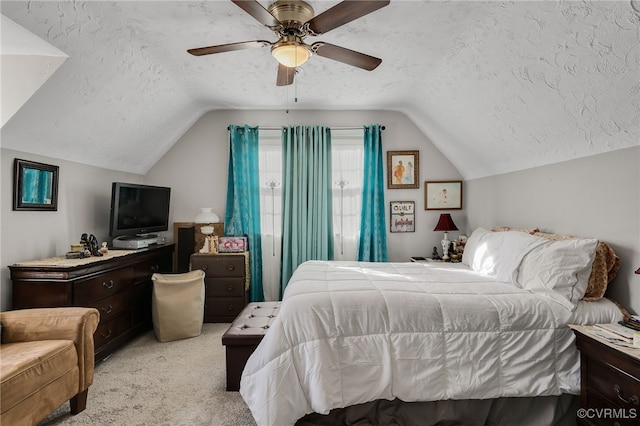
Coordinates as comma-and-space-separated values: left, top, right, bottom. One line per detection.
188, 0, 390, 86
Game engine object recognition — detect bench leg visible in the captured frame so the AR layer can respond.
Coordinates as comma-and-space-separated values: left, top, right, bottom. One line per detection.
226, 345, 257, 391
70, 389, 88, 414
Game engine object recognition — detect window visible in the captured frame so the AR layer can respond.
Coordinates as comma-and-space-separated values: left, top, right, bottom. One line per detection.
258, 129, 364, 300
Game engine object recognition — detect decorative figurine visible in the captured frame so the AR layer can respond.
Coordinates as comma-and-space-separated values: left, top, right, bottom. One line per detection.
99, 242, 109, 255
80, 233, 91, 256
210, 235, 219, 254
431, 246, 441, 260
80, 233, 103, 256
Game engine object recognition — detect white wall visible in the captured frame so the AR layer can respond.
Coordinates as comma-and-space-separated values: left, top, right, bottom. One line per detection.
4, 112, 636, 314
0, 148, 143, 311
144, 109, 466, 263
1, 110, 464, 311
466, 146, 640, 314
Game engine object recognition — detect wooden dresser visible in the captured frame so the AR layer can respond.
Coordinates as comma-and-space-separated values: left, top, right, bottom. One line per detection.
10, 244, 174, 362
571, 325, 640, 426
190, 252, 249, 322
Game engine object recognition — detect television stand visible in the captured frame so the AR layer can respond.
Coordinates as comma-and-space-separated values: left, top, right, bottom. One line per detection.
112, 234, 159, 249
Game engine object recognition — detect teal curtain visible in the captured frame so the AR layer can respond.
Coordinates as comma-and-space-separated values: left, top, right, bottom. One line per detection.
357, 125, 388, 262
225, 125, 264, 302
280, 125, 334, 295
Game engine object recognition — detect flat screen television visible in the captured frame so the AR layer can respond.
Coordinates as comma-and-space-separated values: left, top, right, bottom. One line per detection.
109, 182, 171, 238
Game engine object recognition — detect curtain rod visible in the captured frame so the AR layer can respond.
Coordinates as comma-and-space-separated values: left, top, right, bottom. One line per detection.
227, 125, 385, 131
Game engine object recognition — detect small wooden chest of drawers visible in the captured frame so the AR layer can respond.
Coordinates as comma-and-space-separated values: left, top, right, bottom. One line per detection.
190, 253, 249, 322
572, 325, 640, 426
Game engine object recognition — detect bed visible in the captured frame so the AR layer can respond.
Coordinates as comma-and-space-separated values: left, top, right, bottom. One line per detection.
239, 228, 624, 426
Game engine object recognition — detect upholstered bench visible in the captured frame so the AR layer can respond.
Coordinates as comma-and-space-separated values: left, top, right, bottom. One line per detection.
221, 301, 281, 391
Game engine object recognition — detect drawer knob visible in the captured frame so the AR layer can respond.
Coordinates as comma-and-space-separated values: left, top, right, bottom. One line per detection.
151, 264, 159, 272
101, 329, 113, 339
102, 280, 114, 289
101, 304, 113, 314
227, 284, 235, 292
226, 264, 235, 271
614, 384, 640, 405
227, 304, 235, 311
200, 265, 208, 271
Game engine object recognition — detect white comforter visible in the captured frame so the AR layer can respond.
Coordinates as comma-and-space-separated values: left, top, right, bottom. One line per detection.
240, 261, 621, 426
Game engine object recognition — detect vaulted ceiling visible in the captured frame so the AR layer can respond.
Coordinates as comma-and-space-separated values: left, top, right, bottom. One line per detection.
1, 1, 638, 179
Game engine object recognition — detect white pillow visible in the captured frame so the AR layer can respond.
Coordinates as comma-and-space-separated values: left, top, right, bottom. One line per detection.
462, 228, 546, 285
461, 227, 490, 266
517, 238, 598, 310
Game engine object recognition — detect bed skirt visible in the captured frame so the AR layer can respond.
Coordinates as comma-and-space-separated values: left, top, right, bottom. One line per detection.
296, 395, 579, 426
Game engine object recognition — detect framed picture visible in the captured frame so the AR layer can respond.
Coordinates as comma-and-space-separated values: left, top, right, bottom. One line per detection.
387, 150, 419, 189
13, 158, 59, 211
425, 181, 463, 210
390, 201, 415, 233
218, 236, 248, 252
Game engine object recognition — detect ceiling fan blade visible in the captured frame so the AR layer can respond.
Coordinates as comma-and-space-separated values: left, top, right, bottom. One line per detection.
188, 40, 270, 56
306, 0, 390, 35
311, 42, 382, 71
276, 64, 295, 86
231, 0, 281, 29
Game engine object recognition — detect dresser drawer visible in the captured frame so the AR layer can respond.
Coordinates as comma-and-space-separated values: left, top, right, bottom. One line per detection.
133, 258, 162, 283
74, 267, 133, 304
191, 255, 245, 278
205, 297, 245, 321
94, 313, 132, 348
587, 359, 640, 408
91, 291, 130, 322
205, 277, 245, 297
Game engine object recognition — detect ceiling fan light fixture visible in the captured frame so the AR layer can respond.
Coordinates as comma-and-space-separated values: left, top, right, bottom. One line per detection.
272, 40, 310, 67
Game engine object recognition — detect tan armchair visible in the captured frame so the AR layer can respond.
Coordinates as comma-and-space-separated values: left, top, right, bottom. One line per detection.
0, 307, 99, 426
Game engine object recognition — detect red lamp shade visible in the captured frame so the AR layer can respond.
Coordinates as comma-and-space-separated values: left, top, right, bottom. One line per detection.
433, 213, 458, 232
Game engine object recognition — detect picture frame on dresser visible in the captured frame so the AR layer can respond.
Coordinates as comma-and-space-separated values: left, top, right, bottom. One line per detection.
13, 158, 59, 211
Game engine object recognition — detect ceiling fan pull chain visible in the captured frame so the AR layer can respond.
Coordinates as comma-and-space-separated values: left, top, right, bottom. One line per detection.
286, 72, 290, 113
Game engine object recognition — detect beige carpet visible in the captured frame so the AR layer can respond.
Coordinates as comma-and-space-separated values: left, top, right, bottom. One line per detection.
39, 323, 256, 426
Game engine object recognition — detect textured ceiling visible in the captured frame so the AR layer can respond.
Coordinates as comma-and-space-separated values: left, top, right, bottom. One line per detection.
1, 1, 639, 179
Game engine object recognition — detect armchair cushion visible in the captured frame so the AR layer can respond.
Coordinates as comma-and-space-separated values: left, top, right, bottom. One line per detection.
1, 340, 78, 414
0, 307, 99, 426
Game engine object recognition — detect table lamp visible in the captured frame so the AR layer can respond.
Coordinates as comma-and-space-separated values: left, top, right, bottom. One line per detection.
195, 208, 219, 253
433, 213, 458, 261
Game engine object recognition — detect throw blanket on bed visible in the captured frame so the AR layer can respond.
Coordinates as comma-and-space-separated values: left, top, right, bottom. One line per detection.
240, 260, 615, 426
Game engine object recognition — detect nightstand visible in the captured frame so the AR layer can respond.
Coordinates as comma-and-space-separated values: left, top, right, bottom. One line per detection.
571, 325, 640, 426
190, 252, 249, 322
